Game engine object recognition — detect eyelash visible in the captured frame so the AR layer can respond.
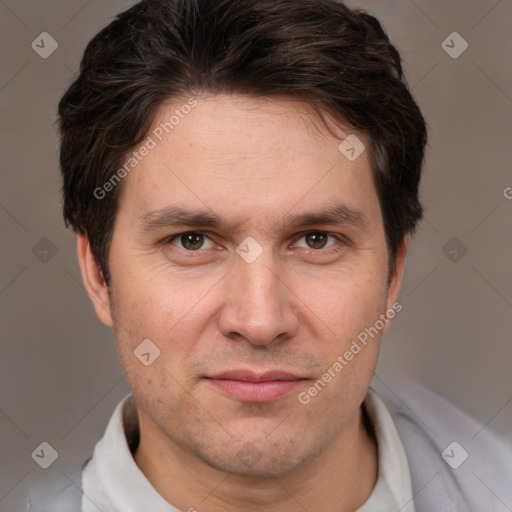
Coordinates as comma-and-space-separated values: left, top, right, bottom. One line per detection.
165, 231, 346, 253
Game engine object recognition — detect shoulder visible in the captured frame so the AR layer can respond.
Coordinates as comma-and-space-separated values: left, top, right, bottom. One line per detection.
372, 379, 512, 512
48, 482, 84, 512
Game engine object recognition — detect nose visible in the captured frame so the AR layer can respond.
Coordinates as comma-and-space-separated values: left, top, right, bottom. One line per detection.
218, 252, 300, 346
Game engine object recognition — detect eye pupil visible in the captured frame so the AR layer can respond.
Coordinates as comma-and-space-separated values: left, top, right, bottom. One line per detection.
181, 233, 204, 250
306, 232, 327, 249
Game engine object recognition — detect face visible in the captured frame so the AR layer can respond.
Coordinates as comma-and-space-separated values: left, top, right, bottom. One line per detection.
82, 94, 404, 478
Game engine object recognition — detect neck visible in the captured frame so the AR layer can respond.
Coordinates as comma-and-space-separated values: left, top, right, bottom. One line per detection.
134, 406, 378, 512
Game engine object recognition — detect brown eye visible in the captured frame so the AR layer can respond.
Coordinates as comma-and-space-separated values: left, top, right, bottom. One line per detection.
305, 232, 328, 249
181, 233, 204, 250
171, 232, 214, 251
293, 231, 340, 251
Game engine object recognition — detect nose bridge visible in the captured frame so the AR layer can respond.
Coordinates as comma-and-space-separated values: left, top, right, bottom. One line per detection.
237, 251, 283, 322
242, 257, 280, 311
219, 246, 298, 345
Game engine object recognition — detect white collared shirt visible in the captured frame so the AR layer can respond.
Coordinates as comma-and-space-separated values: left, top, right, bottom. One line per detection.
80, 388, 415, 511
358, 390, 415, 512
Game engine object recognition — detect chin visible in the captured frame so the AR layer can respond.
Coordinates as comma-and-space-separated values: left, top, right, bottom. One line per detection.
196, 436, 318, 479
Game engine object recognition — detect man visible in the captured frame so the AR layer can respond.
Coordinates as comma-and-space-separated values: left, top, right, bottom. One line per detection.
54, 0, 511, 510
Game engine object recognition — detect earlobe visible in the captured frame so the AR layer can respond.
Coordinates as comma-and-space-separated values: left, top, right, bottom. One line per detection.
76, 235, 114, 327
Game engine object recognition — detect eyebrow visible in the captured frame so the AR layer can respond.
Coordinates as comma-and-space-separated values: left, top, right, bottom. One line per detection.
138, 204, 369, 232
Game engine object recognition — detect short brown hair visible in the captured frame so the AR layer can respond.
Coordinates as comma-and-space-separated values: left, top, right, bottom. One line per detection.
58, 0, 427, 285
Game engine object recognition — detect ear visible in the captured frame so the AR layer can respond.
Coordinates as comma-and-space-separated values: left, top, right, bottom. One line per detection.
382, 238, 407, 335
76, 234, 114, 327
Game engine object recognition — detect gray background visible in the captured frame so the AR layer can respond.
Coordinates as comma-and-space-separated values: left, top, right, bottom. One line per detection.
1, 0, 511, 508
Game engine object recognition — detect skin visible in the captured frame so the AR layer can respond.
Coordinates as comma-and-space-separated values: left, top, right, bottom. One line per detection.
78, 94, 407, 512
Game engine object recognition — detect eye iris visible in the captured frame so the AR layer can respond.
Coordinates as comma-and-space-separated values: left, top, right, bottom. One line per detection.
181, 233, 204, 250
306, 232, 327, 249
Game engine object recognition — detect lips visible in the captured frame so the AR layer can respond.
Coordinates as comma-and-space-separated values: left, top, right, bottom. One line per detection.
207, 369, 304, 382
204, 369, 308, 402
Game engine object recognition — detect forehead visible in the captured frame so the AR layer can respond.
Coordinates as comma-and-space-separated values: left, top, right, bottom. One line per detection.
117, 94, 380, 228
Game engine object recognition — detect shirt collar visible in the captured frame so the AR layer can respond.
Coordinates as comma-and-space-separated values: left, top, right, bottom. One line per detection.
358, 389, 416, 512
82, 394, 177, 512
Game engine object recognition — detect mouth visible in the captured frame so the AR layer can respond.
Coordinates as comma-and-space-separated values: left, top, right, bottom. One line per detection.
204, 369, 308, 403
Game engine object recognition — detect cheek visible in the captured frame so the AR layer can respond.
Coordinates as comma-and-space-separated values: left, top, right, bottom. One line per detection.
298, 265, 388, 337
303, 274, 388, 394
111, 260, 211, 334
109, 266, 221, 390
